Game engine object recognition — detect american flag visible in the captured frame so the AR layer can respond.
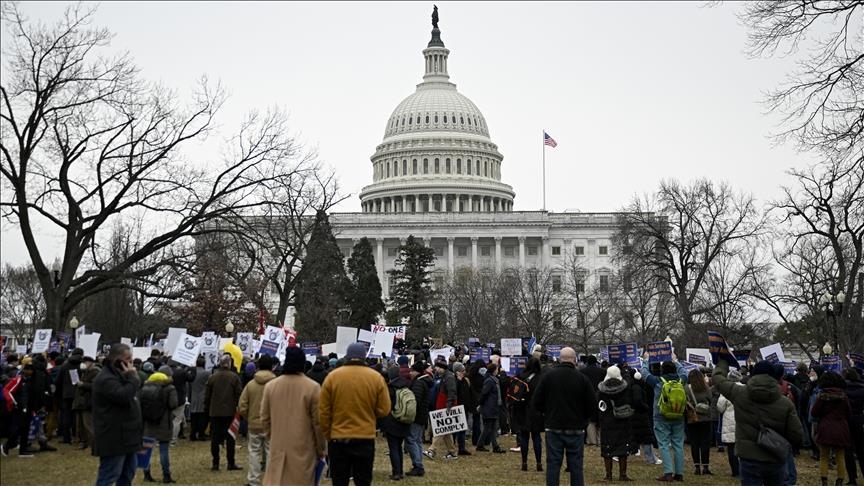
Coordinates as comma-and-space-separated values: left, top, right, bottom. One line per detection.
544, 131, 557, 148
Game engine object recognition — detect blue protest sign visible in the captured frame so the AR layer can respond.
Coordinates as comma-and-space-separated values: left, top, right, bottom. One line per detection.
781, 361, 797, 377
302, 341, 321, 356
764, 352, 780, 364
258, 340, 279, 357
546, 345, 563, 360
821, 355, 842, 373
646, 341, 672, 363
607, 343, 638, 365
849, 353, 864, 371
510, 356, 528, 376
469, 347, 491, 363
680, 361, 699, 373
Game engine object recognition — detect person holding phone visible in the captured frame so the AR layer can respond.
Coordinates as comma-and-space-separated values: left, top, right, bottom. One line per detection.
92, 343, 143, 486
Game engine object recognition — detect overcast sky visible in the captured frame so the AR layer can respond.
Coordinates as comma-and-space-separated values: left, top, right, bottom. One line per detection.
1, 1, 815, 267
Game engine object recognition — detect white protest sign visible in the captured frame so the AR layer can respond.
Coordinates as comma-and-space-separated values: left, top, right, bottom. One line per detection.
358, 329, 376, 344
430, 346, 454, 363
203, 351, 220, 370
759, 343, 786, 362
201, 332, 219, 352
164, 328, 186, 357
235, 332, 254, 357
132, 346, 151, 362
16, 345, 28, 355
32, 329, 53, 353
69, 369, 80, 386
78, 333, 101, 359
336, 326, 358, 357
120, 337, 132, 346
500, 356, 512, 374
430, 405, 468, 437
371, 325, 407, 340
370, 331, 397, 359
500, 338, 522, 357
322, 343, 337, 357
75, 325, 86, 345
252, 339, 262, 356
171, 333, 202, 367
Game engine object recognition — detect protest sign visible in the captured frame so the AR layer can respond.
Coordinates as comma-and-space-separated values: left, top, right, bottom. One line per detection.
16, 344, 28, 355
685, 348, 710, 367
69, 369, 80, 386
49, 339, 60, 354
781, 361, 797, 376
201, 332, 218, 352
235, 332, 254, 357
171, 333, 202, 367
680, 361, 699, 373
500, 356, 511, 374
164, 328, 187, 357
607, 343, 638, 365
302, 342, 322, 356
358, 329, 376, 345
850, 353, 864, 371
764, 352, 779, 363
733, 349, 752, 366
599, 347, 610, 362
545, 345, 563, 360
688, 354, 707, 365
322, 343, 337, 357
203, 351, 220, 370
336, 327, 358, 357
371, 325, 406, 340
430, 405, 468, 437
646, 341, 673, 363
510, 356, 528, 376
759, 343, 786, 363
78, 333, 101, 359
259, 325, 284, 357
707, 331, 739, 368
219, 337, 232, 351
252, 339, 262, 356
370, 331, 396, 359
75, 325, 86, 346
500, 338, 522, 356
132, 346, 151, 362
121, 337, 132, 346
430, 346, 454, 363
469, 347, 491, 363
32, 329, 53, 353
822, 355, 842, 373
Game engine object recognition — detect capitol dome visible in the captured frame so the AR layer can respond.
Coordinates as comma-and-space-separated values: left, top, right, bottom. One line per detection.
359, 16, 515, 214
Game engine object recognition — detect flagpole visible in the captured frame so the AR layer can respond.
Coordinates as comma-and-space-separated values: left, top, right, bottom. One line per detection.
542, 129, 546, 211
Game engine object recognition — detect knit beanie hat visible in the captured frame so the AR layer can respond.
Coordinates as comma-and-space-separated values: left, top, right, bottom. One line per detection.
604, 365, 622, 382
345, 342, 367, 360
751, 360, 775, 377
283, 347, 306, 374
158, 365, 173, 377
397, 355, 410, 366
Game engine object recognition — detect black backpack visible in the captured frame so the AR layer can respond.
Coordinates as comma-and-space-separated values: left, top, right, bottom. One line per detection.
140, 384, 165, 425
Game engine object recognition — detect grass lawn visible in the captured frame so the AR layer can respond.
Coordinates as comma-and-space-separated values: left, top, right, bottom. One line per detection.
0, 434, 828, 485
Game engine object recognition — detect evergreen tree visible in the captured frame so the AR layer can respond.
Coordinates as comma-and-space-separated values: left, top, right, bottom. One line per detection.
347, 237, 385, 329
293, 210, 349, 343
388, 235, 437, 339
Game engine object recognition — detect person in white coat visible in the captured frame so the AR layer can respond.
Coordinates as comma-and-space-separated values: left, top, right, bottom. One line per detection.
715, 369, 743, 478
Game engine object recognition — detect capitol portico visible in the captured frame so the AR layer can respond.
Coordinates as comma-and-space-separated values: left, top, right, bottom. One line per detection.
330, 12, 620, 299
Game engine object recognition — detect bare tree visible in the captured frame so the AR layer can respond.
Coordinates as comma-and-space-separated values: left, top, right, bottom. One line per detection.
611, 262, 675, 346
437, 268, 517, 342
0, 4, 311, 330
0, 262, 47, 342
739, 1, 863, 160
559, 251, 620, 354
615, 179, 765, 347
506, 267, 569, 344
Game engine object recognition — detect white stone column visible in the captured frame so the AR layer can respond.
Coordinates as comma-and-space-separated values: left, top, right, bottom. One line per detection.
519, 236, 526, 268
376, 238, 385, 295
447, 237, 455, 274
454, 195, 461, 213
542, 237, 550, 268
495, 237, 502, 273
427, 194, 434, 212
471, 237, 478, 269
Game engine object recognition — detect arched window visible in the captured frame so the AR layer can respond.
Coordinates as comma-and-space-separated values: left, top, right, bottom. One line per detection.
402, 159, 407, 175
425, 115, 430, 124
416, 116, 420, 124
456, 158, 461, 174
408, 116, 412, 125
423, 158, 429, 174
466, 159, 472, 175
452, 115, 456, 123
434, 158, 440, 174
434, 114, 438, 123
483, 160, 488, 176
445, 158, 451, 173
460, 116, 464, 124
443, 115, 447, 124
468, 117, 472, 125
475, 160, 480, 175
386, 162, 390, 178
401, 116, 405, 126
412, 159, 418, 175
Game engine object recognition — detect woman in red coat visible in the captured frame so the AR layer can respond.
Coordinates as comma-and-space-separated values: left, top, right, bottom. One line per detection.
811, 371, 852, 486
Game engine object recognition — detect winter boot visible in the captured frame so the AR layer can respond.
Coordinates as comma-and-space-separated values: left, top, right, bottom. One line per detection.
603, 457, 613, 481
143, 470, 156, 482
619, 456, 633, 481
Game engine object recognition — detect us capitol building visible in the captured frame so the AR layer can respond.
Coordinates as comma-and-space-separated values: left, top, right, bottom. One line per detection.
328, 14, 619, 299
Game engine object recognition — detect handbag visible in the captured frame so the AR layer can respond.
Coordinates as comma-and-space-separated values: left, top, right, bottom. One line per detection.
685, 386, 707, 423
755, 404, 791, 462
685, 404, 699, 424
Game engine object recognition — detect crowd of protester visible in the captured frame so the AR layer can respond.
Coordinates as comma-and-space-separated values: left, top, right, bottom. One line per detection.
2, 338, 863, 486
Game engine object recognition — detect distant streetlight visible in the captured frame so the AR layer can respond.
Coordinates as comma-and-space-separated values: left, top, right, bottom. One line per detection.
225, 323, 235, 335
69, 316, 79, 329
822, 342, 833, 356
820, 290, 845, 358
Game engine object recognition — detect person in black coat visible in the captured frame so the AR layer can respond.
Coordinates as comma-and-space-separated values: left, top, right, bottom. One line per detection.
306, 357, 329, 385
453, 362, 474, 455
92, 344, 143, 486
630, 365, 660, 464
381, 366, 412, 480
477, 363, 506, 453
581, 355, 606, 446
406, 361, 432, 477
468, 359, 486, 446
844, 368, 864, 484
597, 365, 637, 481
512, 358, 544, 471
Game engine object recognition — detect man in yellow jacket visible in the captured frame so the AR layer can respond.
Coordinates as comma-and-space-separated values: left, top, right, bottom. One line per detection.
320, 342, 391, 486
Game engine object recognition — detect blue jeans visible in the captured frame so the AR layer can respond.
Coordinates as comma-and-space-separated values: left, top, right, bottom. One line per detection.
739, 458, 786, 486
784, 451, 797, 486
96, 452, 137, 486
145, 440, 170, 477
479, 418, 500, 449
385, 433, 405, 476
406, 423, 424, 471
545, 430, 585, 486
654, 418, 685, 476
